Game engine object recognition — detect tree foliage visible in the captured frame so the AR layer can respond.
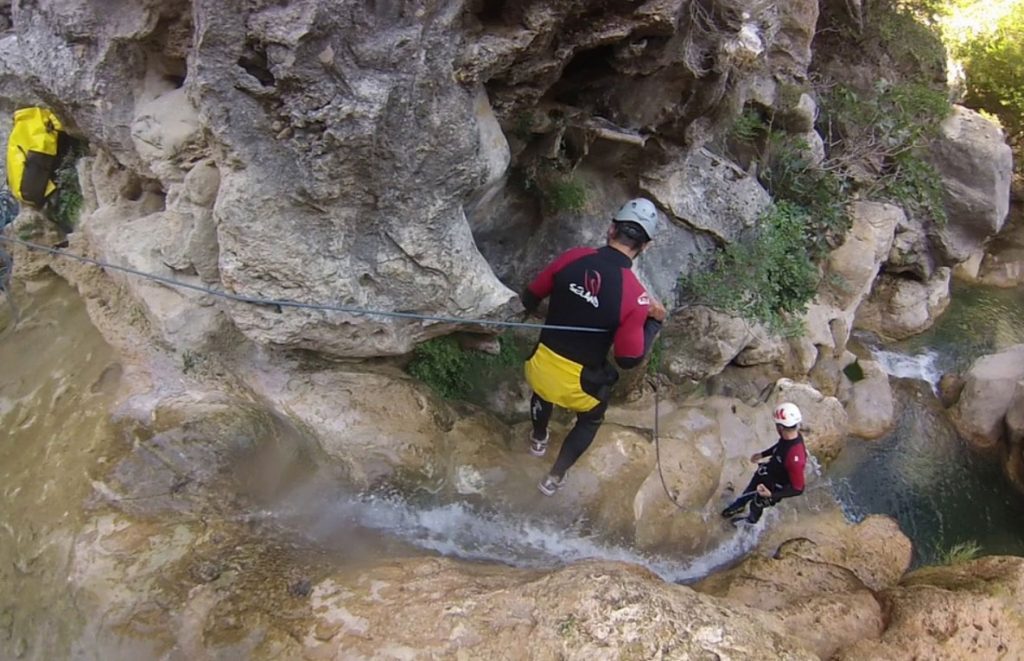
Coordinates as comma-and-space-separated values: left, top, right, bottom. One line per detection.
946, 1, 1024, 145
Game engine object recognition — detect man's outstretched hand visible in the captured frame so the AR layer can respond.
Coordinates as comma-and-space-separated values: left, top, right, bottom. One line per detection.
648, 299, 667, 322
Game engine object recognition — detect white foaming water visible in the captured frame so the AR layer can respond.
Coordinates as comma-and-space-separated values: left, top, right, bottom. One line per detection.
870, 348, 942, 393
270, 489, 770, 584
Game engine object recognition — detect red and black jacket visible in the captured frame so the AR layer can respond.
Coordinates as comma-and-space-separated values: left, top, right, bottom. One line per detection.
522, 246, 661, 370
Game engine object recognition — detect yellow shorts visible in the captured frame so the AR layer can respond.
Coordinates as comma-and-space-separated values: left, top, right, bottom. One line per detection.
524, 343, 602, 412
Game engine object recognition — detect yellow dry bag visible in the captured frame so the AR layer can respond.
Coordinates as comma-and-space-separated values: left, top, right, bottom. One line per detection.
6, 107, 64, 206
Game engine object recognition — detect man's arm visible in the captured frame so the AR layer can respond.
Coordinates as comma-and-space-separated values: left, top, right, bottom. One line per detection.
767, 444, 807, 500
521, 247, 595, 313
749, 444, 776, 463
612, 306, 663, 369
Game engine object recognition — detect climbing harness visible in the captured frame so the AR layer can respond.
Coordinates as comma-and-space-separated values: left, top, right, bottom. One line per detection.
0, 236, 609, 334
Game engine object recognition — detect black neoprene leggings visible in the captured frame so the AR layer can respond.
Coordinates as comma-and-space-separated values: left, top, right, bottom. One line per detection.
530, 392, 609, 478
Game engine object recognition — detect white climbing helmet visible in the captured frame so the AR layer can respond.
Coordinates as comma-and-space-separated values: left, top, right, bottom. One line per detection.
773, 402, 802, 428
613, 197, 658, 240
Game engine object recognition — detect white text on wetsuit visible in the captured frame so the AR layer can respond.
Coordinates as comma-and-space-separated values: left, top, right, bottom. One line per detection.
569, 283, 599, 308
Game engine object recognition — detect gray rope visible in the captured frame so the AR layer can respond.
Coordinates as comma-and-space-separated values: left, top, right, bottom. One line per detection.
0, 244, 19, 334
0, 235, 608, 334
650, 377, 689, 511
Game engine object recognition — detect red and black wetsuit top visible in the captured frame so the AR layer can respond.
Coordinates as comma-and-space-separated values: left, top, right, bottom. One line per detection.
759, 434, 807, 499
521, 245, 661, 369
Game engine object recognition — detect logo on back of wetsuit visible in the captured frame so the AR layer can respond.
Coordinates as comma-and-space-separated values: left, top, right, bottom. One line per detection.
569, 270, 602, 308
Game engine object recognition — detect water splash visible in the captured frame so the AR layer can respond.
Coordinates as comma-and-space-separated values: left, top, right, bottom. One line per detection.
870, 347, 942, 393
268, 487, 771, 584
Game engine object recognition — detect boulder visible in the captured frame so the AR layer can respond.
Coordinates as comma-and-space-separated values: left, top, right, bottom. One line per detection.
693, 552, 883, 659
938, 372, 966, 408
762, 512, 913, 592
640, 148, 771, 244
840, 358, 895, 440
837, 557, 1024, 660
928, 106, 1014, 264
951, 344, 1024, 450
632, 407, 723, 553
661, 305, 757, 384
887, 214, 937, 280
766, 0, 819, 77
854, 268, 952, 341
825, 202, 902, 311
973, 205, 1024, 288
773, 93, 818, 133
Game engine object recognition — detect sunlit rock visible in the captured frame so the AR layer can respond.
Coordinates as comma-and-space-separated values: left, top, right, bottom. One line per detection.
854, 267, 952, 341
928, 106, 1014, 264
839, 358, 896, 440
951, 343, 1024, 450
837, 556, 1024, 660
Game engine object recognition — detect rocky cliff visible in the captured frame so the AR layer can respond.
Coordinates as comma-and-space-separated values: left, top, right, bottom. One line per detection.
1, 0, 1022, 659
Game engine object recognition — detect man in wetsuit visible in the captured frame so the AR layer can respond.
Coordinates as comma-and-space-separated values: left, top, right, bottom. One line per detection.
521, 198, 666, 496
721, 402, 807, 524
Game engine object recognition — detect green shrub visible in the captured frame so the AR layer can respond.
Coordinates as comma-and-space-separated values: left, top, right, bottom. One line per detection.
730, 108, 767, 144
881, 151, 948, 224
407, 334, 524, 400
818, 81, 951, 223
407, 336, 469, 399
874, 1, 949, 75
49, 139, 88, 231
679, 202, 820, 331
543, 176, 587, 213
935, 539, 982, 565
761, 131, 851, 256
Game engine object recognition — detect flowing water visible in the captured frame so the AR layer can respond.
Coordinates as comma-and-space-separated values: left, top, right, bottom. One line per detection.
0, 277, 123, 657
831, 281, 1024, 565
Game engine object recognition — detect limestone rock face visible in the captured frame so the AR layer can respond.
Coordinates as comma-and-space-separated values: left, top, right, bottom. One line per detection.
951, 344, 1024, 450
838, 556, 1024, 660
929, 106, 1014, 264
661, 305, 757, 384
296, 559, 821, 660
192, 4, 516, 356
641, 149, 771, 244
4, 0, 519, 357
825, 202, 902, 311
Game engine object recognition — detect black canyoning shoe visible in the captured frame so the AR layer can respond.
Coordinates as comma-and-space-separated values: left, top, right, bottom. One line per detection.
721, 504, 745, 518
537, 473, 565, 496
529, 431, 550, 457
